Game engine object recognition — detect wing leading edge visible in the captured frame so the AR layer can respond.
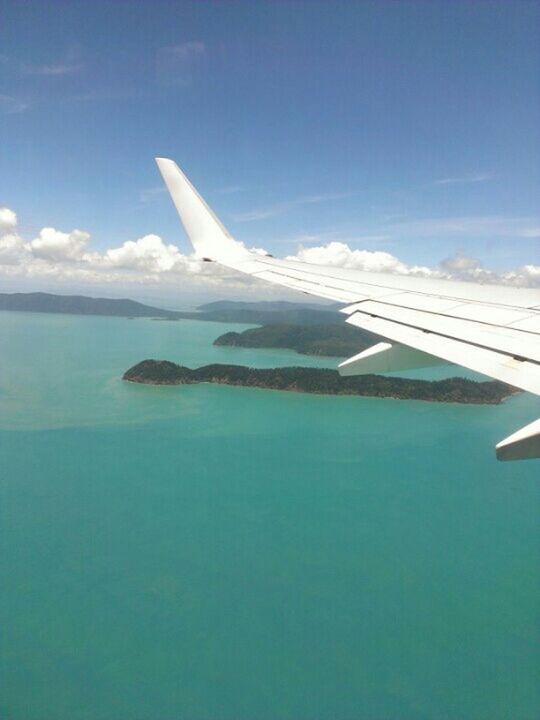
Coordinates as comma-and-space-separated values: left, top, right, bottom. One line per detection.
156, 158, 540, 461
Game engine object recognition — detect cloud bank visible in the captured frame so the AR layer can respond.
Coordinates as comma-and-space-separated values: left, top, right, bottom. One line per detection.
288, 242, 539, 287
0, 207, 538, 293
0, 207, 253, 291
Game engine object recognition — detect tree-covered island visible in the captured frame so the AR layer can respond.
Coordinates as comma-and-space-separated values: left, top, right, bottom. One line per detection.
123, 360, 516, 404
214, 323, 377, 358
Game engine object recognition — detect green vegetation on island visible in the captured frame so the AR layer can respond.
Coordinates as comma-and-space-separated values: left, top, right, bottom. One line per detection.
123, 360, 516, 404
0, 292, 179, 318
214, 323, 377, 357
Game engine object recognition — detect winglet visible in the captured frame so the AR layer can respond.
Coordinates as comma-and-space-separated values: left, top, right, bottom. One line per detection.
155, 158, 248, 263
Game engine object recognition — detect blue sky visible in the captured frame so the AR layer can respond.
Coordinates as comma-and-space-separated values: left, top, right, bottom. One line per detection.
0, 0, 538, 301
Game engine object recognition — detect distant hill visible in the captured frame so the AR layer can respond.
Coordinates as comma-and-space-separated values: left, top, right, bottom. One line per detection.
199, 300, 338, 313
0, 292, 342, 325
0, 292, 178, 318
193, 300, 342, 325
194, 304, 342, 325
214, 323, 378, 358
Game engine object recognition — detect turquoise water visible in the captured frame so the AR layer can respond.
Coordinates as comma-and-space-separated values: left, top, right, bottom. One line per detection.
1, 311, 538, 720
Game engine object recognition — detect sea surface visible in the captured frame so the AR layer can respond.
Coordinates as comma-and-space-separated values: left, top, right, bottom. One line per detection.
0, 310, 538, 720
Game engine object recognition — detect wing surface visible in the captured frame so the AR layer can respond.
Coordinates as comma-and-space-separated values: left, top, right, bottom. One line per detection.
156, 158, 540, 460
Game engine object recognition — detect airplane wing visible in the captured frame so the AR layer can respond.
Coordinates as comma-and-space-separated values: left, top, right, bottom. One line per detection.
156, 157, 540, 461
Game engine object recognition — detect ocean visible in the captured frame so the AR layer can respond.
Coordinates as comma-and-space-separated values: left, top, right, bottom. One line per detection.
1, 310, 538, 720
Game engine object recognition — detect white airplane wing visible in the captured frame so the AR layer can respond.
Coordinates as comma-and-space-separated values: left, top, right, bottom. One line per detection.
156, 158, 540, 461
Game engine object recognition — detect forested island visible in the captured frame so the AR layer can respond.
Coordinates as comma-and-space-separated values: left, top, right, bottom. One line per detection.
214, 323, 377, 357
0, 292, 179, 318
123, 360, 516, 404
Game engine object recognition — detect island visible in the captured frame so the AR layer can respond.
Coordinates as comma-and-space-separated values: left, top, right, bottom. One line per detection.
214, 323, 377, 358
0, 292, 182, 318
123, 360, 516, 404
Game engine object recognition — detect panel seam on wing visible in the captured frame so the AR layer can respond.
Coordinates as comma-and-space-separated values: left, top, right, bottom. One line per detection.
347, 309, 540, 366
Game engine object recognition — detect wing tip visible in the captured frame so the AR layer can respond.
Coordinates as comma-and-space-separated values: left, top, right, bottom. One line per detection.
155, 156, 175, 169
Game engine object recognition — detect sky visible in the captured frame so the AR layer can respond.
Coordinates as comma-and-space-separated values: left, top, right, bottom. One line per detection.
0, 0, 539, 305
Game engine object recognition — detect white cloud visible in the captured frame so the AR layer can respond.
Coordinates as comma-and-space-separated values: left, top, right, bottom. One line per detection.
0, 207, 17, 230
519, 227, 540, 238
287, 242, 539, 287
0, 234, 26, 265
500, 264, 540, 287
0, 207, 257, 291
2, 46, 83, 78
0, 94, 28, 114
96, 234, 200, 273
25, 63, 82, 77
156, 42, 205, 87
434, 173, 493, 185
213, 185, 243, 196
66, 87, 141, 104
440, 254, 481, 273
386, 215, 539, 239
288, 242, 446, 279
27, 228, 91, 262
0, 210, 24, 265
139, 186, 167, 203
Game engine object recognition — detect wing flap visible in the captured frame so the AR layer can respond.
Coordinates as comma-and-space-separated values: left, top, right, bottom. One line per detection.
344, 300, 540, 362
346, 312, 540, 395
496, 419, 540, 461
341, 297, 539, 331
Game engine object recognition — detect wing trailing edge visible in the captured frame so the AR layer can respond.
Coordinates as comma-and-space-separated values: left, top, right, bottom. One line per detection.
496, 419, 540, 461
338, 342, 444, 376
